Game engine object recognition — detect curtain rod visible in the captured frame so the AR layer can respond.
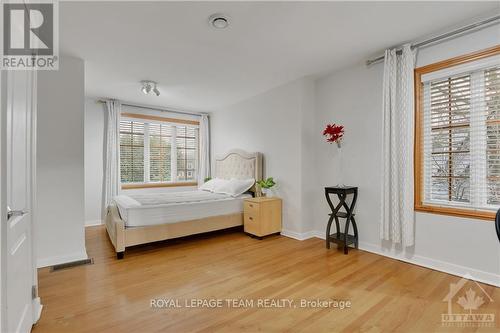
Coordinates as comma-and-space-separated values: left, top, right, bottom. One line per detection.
366, 15, 500, 66
97, 99, 206, 117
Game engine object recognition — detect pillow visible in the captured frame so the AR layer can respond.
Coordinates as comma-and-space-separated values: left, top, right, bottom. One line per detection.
214, 178, 255, 197
199, 178, 227, 192
198, 180, 213, 192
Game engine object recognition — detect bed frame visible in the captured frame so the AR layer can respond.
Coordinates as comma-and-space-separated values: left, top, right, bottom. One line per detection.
105, 149, 263, 259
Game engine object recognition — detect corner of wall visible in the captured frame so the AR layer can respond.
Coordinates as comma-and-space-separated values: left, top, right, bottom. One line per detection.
36, 53, 87, 266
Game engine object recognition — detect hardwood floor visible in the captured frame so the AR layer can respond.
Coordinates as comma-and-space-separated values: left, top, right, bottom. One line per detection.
33, 226, 499, 333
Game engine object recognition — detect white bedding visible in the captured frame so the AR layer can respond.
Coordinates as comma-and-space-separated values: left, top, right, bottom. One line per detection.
114, 190, 251, 227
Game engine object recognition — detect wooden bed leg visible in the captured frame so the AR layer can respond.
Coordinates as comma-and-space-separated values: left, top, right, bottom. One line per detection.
117, 252, 124, 260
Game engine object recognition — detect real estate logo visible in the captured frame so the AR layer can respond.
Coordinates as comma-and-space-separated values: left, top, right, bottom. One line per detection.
1, 0, 58, 70
441, 276, 495, 328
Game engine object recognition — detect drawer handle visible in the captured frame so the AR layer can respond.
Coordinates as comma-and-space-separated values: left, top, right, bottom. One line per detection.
249, 204, 253, 208
249, 217, 253, 221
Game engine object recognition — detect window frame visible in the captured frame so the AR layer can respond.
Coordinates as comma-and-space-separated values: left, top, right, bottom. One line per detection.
120, 113, 200, 189
414, 45, 500, 221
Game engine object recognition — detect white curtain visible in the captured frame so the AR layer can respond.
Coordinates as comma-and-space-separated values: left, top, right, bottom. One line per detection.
198, 114, 210, 184
380, 44, 416, 247
103, 100, 121, 211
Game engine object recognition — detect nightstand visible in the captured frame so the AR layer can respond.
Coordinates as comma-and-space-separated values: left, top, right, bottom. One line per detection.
244, 197, 282, 238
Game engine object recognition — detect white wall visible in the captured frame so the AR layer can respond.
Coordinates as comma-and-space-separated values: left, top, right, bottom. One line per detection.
36, 56, 87, 267
313, 25, 500, 286
210, 25, 499, 286
83, 98, 198, 226
84, 98, 105, 225
211, 78, 315, 236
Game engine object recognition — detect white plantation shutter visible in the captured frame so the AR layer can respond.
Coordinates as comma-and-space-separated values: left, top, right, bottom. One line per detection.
119, 117, 199, 184
421, 62, 500, 211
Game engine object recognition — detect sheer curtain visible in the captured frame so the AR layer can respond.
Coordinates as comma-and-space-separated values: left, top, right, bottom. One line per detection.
380, 44, 416, 247
103, 100, 121, 213
198, 114, 210, 184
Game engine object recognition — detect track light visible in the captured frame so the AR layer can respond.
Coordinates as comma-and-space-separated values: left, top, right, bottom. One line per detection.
141, 84, 151, 94
140, 80, 159, 96
153, 83, 160, 96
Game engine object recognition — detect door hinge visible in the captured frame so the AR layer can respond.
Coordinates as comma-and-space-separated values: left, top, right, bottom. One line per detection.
32, 285, 37, 299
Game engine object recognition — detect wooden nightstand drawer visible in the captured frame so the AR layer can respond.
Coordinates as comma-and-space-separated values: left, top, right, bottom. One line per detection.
244, 201, 260, 216
243, 197, 282, 237
244, 214, 260, 235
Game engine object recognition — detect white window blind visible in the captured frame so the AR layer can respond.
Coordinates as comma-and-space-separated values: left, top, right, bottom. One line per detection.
422, 63, 500, 211
119, 118, 199, 184
176, 126, 197, 181
149, 123, 172, 182
485, 67, 500, 206
120, 120, 144, 183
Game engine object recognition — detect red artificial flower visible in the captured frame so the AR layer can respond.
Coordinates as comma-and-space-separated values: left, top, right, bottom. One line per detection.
323, 123, 344, 143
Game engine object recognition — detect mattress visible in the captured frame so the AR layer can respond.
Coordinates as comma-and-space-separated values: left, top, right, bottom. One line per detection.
113, 190, 252, 227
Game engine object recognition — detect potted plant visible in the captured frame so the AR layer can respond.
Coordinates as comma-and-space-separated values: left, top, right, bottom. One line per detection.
257, 177, 276, 197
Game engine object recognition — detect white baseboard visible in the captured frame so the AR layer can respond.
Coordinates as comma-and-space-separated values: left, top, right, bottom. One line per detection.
85, 219, 102, 227
280, 229, 317, 241
32, 297, 42, 324
310, 230, 500, 287
36, 250, 88, 268
357, 241, 500, 287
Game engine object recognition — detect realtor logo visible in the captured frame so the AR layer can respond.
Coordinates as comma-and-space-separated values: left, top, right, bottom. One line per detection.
442, 276, 495, 328
1, 0, 58, 69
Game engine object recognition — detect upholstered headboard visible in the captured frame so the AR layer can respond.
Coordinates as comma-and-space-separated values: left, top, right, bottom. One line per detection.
215, 149, 263, 181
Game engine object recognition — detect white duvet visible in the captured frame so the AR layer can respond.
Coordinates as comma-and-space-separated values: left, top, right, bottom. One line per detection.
113, 190, 251, 227
114, 191, 236, 208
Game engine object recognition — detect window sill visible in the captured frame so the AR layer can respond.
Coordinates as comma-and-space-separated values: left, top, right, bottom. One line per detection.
415, 204, 496, 221
121, 182, 198, 190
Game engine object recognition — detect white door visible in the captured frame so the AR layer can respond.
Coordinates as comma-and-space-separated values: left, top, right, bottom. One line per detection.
1, 69, 38, 333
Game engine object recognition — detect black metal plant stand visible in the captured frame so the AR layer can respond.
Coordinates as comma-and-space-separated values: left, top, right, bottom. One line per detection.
325, 186, 358, 254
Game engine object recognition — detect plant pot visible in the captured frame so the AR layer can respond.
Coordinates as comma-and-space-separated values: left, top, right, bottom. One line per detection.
261, 188, 274, 197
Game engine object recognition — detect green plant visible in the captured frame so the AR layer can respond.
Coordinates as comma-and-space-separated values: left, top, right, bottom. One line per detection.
204, 177, 212, 183
257, 177, 276, 189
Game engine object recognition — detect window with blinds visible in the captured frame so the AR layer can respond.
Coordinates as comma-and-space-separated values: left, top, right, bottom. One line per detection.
120, 120, 144, 183
119, 116, 199, 185
418, 53, 500, 216
176, 126, 197, 181
486, 67, 500, 206
149, 123, 172, 182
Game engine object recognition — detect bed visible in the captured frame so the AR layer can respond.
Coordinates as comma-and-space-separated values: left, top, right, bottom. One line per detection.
105, 149, 263, 258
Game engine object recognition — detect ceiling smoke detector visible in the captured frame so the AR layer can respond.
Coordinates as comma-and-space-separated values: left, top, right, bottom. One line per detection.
209, 13, 229, 29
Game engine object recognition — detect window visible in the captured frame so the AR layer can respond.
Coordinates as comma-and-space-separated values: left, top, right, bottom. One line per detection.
415, 46, 500, 220
119, 113, 199, 188
120, 120, 144, 183
149, 123, 172, 182
176, 126, 197, 181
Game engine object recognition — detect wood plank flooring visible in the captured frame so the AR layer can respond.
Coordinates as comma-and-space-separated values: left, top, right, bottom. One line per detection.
33, 226, 499, 333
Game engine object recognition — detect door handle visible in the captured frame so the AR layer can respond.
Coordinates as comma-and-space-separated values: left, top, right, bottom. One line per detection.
7, 207, 28, 220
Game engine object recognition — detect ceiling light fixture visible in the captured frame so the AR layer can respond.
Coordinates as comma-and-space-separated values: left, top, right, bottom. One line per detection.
209, 13, 229, 29
153, 85, 160, 96
141, 80, 160, 96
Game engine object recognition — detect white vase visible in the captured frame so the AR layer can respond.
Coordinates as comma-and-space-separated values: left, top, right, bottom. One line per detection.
335, 144, 345, 187
262, 188, 274, 197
